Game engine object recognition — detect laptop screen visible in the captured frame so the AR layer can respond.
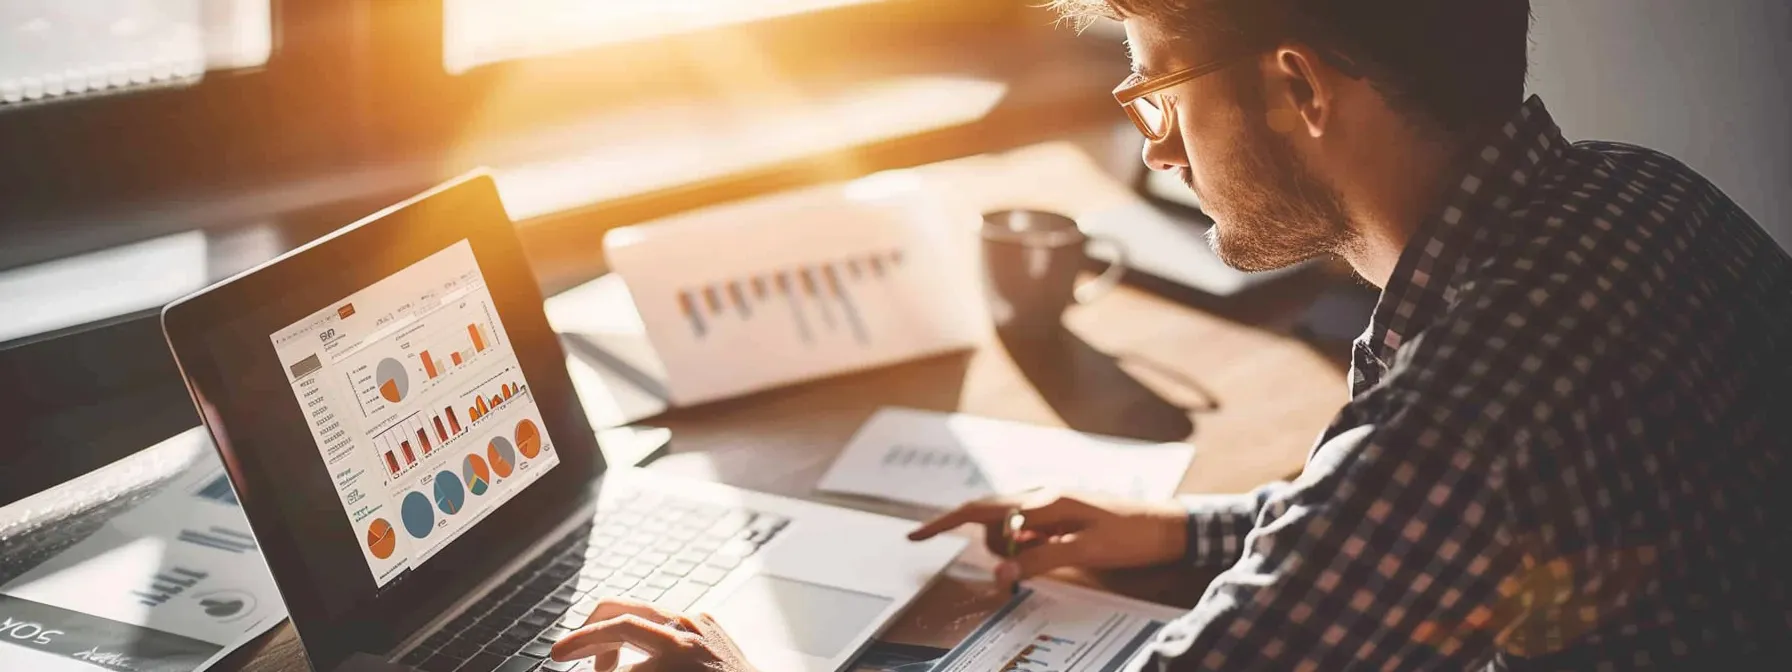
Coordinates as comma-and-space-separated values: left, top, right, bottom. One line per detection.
268, 240, 562, 587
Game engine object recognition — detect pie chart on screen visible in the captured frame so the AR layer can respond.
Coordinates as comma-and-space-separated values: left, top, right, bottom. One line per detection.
463, 454, 491, 496
515, 419, 542, 459
488, 436, 516, 478
401, 492, 434, 538
377, 358, 409, 403
434, 471, 466, 515
366, 519, 396, 559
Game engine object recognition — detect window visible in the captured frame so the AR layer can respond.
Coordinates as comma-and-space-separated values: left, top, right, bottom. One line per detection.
442, 0, 891, 74
0, 0, 271, 106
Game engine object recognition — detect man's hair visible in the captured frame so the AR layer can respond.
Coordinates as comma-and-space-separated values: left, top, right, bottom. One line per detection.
1054, 0, 1532, 132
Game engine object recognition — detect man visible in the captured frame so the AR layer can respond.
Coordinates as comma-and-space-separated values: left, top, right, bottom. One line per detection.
553, 0, 1792, 668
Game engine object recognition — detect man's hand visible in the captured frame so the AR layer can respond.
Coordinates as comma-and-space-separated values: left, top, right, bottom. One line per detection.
908, 492, 1188, 590
550, 598, 756, 672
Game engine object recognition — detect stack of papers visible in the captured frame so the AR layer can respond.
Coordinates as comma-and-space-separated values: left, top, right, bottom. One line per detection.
817, 408, 1197, 509
0, 430, 285, 672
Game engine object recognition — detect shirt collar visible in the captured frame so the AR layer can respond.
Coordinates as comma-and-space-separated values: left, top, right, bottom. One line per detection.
1352, 95, 1569, 392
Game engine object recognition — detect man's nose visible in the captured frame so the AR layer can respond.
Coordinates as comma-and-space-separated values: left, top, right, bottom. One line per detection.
1141, 134, 1187, 173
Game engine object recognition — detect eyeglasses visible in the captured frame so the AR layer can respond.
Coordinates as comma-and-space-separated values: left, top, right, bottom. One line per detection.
1111, 54, 1257, 141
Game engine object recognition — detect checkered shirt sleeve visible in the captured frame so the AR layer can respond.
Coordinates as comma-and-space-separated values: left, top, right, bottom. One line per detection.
1137, 95, 1792, 670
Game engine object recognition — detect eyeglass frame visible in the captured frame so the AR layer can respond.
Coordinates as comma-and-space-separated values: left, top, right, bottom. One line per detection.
1111, 38, 1364, 142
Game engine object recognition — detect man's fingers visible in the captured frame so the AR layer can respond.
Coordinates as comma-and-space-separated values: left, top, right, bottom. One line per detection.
550, 614, 692, 662
909, 490, 1082, 541
996, 535, 1085, 589
582, 597, 683, 629
908, 499, 1013, 540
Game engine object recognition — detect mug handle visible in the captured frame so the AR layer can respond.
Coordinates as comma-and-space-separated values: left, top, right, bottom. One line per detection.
1074, 235, 1128, 304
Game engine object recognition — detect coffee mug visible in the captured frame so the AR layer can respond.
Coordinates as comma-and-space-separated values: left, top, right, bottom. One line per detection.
981, 210, 1127, 335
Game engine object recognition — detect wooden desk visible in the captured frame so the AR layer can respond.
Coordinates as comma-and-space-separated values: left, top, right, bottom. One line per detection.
210, 259, 1348, 670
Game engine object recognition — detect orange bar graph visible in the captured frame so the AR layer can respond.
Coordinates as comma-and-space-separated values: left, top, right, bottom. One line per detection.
476, 396, 488, 416
502, 385, 512, 400
451, 352, 463, 366
490, 395, 502, 408
469, 324, 486, 352
422, 351, 437, 379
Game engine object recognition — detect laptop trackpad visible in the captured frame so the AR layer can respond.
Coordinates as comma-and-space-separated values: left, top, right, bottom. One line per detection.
710, 574, 892, 659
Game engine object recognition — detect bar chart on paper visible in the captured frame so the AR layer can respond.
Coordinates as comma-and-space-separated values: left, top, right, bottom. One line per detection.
604, 176, 986, 405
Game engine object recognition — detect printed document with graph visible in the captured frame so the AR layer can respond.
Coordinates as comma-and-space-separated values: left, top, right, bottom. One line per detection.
270, 240, 560, 586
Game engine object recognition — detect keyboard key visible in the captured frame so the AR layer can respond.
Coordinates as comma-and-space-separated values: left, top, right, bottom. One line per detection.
660, 560, 698, 577
603, 575, 640, 591
705, 553, 744, 570
484, 638, 527, 657
419, 654, 462, 672
636, 551, 671, 566
717, 540, 757, 558
611, 543, 646, 558
558, 612, 590, 629
686, 566, 728, 586
668, 525, 703, 541
688, 538, 723, 554
438, 637, 483, 659
620, 562, 657, 579
519, 639, 556, 658
541, 661, 578, 672
627, 585, 667, 603
517, 611, 557, 630
642, 573, 679, 590
657, 582, 709, 612
399, 647, 434, 665
460, 651, 510, 672
652, 538, 686, 554
496, 657, 545, 672
707, 512, 754, 538
424, 628, 459, 648
569, 575, 606, 595
567, 597, 600, 619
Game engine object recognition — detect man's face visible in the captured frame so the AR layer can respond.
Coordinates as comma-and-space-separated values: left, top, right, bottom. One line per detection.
1123, 19, 1353, 272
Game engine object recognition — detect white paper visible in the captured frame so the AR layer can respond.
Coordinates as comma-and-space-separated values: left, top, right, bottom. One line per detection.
932, 573, 1185, 672
603, 174, 989, 407
817, 408, 1196, 510
0, 430, 286, 672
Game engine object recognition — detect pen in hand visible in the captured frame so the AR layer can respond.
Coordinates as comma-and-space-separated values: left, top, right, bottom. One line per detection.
1003, 508, 1026, 596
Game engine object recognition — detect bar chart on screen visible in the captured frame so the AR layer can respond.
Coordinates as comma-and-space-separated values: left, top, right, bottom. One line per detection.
604, 174, 986, 405
345, 293, 505, 419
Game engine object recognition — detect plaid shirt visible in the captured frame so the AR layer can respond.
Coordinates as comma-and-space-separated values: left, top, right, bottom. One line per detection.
1142, 96, 1792, 670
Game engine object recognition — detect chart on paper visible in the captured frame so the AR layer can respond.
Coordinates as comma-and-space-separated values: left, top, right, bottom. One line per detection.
605, 175, 987, 405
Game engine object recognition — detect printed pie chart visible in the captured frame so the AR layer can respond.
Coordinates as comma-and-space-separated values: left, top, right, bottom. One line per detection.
434, 470, 466, 515
377, 358, 409, 403
463, 454, 491, 496
488, 436, 516, 478
515, 419, 542, 459
366, 519, 397, 559
401, 492, 434, 539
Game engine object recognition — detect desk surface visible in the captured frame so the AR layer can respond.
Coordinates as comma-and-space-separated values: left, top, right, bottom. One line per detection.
206, 258, 1348, 670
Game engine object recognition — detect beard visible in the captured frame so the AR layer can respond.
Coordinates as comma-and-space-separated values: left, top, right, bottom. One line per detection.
1192, 81, 1353, 272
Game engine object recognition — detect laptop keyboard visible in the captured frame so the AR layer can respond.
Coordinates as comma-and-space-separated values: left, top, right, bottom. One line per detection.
398, 490, 790, 672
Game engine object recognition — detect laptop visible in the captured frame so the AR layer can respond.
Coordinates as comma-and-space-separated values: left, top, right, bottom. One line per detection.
160, 171, 965, 672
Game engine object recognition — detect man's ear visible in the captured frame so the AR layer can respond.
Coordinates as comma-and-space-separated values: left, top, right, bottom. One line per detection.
1269, 45, 1335, 139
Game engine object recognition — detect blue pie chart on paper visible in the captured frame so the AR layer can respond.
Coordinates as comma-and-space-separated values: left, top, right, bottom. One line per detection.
434, 470, 466, 515
401, 491, 434, 538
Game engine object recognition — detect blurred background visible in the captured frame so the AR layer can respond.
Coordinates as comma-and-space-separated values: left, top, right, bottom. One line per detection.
1, 0, 1788, 503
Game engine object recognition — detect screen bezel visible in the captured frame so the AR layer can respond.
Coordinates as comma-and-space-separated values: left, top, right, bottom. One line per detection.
161, 172, 605, 670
